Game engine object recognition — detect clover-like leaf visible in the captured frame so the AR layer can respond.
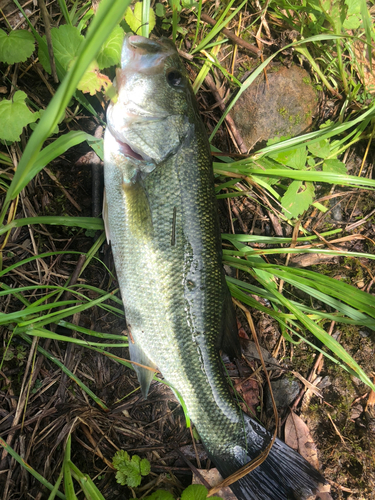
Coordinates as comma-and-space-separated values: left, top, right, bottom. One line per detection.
281, 180, 315, 219
38, 25, 83, 76
125, 2, 156, 34
97, 25, 124, 69
0, 91, 38, 142
0, 29, 35, 64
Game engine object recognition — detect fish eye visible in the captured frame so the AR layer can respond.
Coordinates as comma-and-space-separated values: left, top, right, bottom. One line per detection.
166, 69, 183, 88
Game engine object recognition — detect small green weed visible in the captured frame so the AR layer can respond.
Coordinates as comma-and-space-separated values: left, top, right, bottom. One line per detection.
112, 450, 222, 500
112, 450, 151, 488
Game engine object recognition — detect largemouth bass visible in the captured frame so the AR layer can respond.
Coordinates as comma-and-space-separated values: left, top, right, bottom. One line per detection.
103, 34, 324, 500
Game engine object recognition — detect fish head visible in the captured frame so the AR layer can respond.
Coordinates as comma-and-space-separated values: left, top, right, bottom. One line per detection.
107, 34, 198, 166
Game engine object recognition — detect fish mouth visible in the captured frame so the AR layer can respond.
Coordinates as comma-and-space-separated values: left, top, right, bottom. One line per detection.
109, 127, 152, 163
116, 138, 146, 162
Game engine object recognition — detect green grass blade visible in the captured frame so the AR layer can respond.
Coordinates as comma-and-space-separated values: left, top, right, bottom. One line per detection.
208, 33, 362, 142
0, 438, 66, 500
224, 258, 375, 390
29, 131, 97, 187
57, 0, 72, 26
192, 0, 203, 47
216, 167, 375, 189
26, 327, 128, 348
244, 269, 375, 390
227, 276, 375, 328
0, 300, 77, 325
222, 229, 342, 245
68, 460, 106, 500
269, 266, 375, 312
16, 292, 115, 330
0, 0, 132, 224
58, 320, 126, 340
192, 0, 246, 54
63, 437, 78, 500
20, 333, 108, 410
0, 152, 12, 166
0, 251, 82, 278
142, 0, 151, 38
0, 216, 103, 237
250, 104, 375, 159
47, 471, 64, 500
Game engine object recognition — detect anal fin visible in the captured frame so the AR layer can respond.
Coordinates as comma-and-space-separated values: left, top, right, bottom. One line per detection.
218, 282, 241, 360
129, 341, 157, 398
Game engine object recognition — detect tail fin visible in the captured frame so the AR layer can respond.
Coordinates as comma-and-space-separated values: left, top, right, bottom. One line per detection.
211, 414, 325, 500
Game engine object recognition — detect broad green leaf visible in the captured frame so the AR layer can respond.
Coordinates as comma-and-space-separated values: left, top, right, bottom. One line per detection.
97, 24, 124, 69
0, 29, 35, 64
281, 180, 315, 218
270, 146, 307, 170
77, 60, 111, 95
38, 25, 83, 76
155, 3, 166, 16
182, 0, 198, 7
0, 0, 133, 226
343, 0, 361, 29
125, 2, 156, 34
181, 485, 208, 500
323, 159, 347, 174
181, 484, 221, 500
307, 139, 330, 158
0, 91, 37, 142
140, 458, 151, 476
145, 491, 175, 500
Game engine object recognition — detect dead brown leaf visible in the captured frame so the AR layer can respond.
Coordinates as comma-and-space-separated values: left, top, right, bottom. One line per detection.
193, 469, 237, 500
284, 412, 320, 470
316, 483, 333, 500
233, 377, 259, 415
352, 40, 375, 93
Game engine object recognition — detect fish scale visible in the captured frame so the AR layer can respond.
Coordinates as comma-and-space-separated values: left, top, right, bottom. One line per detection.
105, 125, 242, 455
104, 33, 325, 500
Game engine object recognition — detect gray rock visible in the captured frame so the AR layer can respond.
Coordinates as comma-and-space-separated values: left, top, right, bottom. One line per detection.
231, 65, 318, 149
265, 377, 300, 411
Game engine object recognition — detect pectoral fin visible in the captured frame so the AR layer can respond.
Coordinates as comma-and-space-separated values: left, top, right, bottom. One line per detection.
129, 341, 157, 398
122, 181, 154, 239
